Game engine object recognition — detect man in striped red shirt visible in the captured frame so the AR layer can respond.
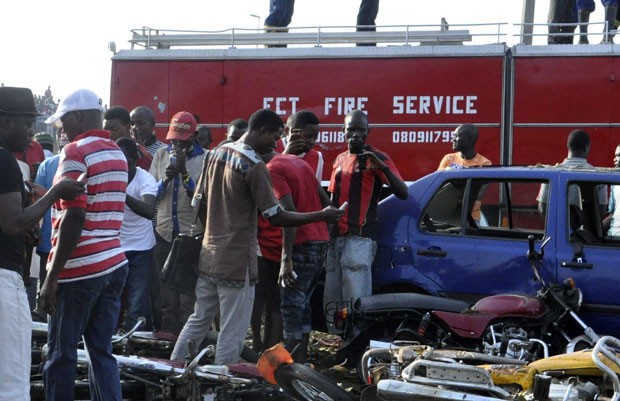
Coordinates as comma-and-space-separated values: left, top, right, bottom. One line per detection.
40, 89, 129, 401
324, 109, 408, 334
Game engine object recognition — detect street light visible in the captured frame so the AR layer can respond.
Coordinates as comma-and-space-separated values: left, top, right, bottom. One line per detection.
250, 14, 261, 48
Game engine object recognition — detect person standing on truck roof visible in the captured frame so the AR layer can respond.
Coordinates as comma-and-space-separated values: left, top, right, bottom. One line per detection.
41, 88, 128, 401
104, 106, 153, 170
130, 105, 166, 156
0, 87, 85, 401
604, 144, 620, 236
170, 108, 344, 365
356, 0, 380, 46
264, 0, 295, 33
323, 109, 408, 335
437, 124, 492, 224
215, 118, 248, 149
577, 0, 619, 44
149, 111, 205, 334
536, 129, 607, 214
548, 0, 577, 44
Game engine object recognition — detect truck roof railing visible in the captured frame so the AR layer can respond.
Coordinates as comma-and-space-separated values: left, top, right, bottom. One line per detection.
128, 24, 507, 49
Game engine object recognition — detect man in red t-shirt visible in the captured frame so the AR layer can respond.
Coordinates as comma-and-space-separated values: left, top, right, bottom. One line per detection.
252, 152, 330, 362
276, 110, 325, 182
324, 109, 408, 335
13, 138, 45, 180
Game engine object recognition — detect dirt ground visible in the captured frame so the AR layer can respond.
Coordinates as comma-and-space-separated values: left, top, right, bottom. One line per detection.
305, 331, 365, 399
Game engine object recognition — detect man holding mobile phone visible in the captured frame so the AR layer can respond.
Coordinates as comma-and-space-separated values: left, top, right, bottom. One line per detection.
324, 109, 408, 338
149, 111, 206, 333
278, 111, 325, 182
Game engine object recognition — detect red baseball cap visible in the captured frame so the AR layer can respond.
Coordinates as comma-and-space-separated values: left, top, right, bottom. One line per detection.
166, 111, 197, 141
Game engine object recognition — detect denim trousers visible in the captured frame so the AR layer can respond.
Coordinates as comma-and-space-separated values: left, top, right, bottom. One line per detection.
0, 269, 30, 401
281, 242, 327, 340
265, 0, 295, 27
123, 249, 154, 331
171, 273, 254, 365
357, 0, 380, 29
44, 265, 128, 401
323, 235, 377, 333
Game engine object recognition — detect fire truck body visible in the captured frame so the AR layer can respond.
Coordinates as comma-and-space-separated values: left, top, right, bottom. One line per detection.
110, 35, 620, 181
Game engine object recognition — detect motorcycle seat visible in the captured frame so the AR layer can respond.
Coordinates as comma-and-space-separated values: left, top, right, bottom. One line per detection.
354, 293, 470, 314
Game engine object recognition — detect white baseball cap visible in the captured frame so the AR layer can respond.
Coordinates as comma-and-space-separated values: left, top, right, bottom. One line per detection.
45, 88, 105, 126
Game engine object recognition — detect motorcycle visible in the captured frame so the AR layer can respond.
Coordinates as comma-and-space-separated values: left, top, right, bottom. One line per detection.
365, 336, 620, 401
31, 319, 272, 401
331, 235, 599, 368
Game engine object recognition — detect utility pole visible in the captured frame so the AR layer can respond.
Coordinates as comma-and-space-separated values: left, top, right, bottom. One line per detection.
521, 0, 536, 44
250, 14, 261, 48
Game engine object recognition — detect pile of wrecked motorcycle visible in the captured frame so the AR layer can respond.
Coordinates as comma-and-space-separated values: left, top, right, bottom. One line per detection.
29, 236, 620, 401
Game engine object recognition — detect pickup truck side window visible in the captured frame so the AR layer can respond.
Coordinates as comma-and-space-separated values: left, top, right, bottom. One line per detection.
421, 179, 546, 239
567, 180, 612, 246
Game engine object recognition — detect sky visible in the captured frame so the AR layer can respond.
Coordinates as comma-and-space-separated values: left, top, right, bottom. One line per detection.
0, 1, 610, 106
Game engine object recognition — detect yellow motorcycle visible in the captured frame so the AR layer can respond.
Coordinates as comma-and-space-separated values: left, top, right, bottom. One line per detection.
363, 336, 620, 401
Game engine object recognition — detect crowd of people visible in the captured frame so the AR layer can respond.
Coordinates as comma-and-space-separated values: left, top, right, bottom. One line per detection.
4, 83, 619, 401
0, 84, 408, 400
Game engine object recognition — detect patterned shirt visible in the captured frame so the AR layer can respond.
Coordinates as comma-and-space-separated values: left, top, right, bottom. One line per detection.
49, 130, 128, 282
145, 139, 166, 156
328, 145, 402, 239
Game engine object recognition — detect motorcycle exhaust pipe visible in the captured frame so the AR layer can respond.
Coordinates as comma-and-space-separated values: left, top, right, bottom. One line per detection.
377, 380, 506, 401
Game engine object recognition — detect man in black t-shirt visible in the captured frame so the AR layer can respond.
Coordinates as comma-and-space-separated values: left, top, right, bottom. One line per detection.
0, 87, 84, 401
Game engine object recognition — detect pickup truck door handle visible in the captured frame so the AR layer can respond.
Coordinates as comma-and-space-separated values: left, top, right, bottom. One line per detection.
417, 248, 447, 257
561, 260, 594, 269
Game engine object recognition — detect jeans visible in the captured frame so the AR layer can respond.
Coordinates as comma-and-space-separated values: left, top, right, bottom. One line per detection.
265, 0, 295, 27
281, 242, 327, 339
357, 0, 380, 30
44, 265, 128, 401
171, 273, 254, 365
153, 235, 195, 333
323, 235, 377, 333
123, 249, 154, 331
0, 269, 30, 401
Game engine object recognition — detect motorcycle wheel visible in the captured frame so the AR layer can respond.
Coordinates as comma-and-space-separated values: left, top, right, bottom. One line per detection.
274, 363, 355, 401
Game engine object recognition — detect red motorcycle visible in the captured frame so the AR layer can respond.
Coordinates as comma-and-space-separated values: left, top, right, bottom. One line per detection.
332, 236, 599, 368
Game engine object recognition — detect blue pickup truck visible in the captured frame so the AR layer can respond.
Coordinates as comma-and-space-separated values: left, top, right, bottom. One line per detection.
372, 166, 620, 337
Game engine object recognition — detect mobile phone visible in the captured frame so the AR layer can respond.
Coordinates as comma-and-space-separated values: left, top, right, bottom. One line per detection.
290, 129, 303, 141
169, 155, 177, 167
77, 172, 88, 182
339, 201, 348, 210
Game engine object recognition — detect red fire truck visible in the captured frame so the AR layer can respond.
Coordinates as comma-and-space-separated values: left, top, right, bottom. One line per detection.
110, 27, 620, 182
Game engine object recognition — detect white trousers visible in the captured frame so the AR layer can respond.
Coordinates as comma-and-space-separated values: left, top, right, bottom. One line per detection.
0, 269, 31, 401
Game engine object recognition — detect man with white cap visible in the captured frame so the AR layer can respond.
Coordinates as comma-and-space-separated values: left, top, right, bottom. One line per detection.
149, 111, 206, 333
40, 88, 129, 401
